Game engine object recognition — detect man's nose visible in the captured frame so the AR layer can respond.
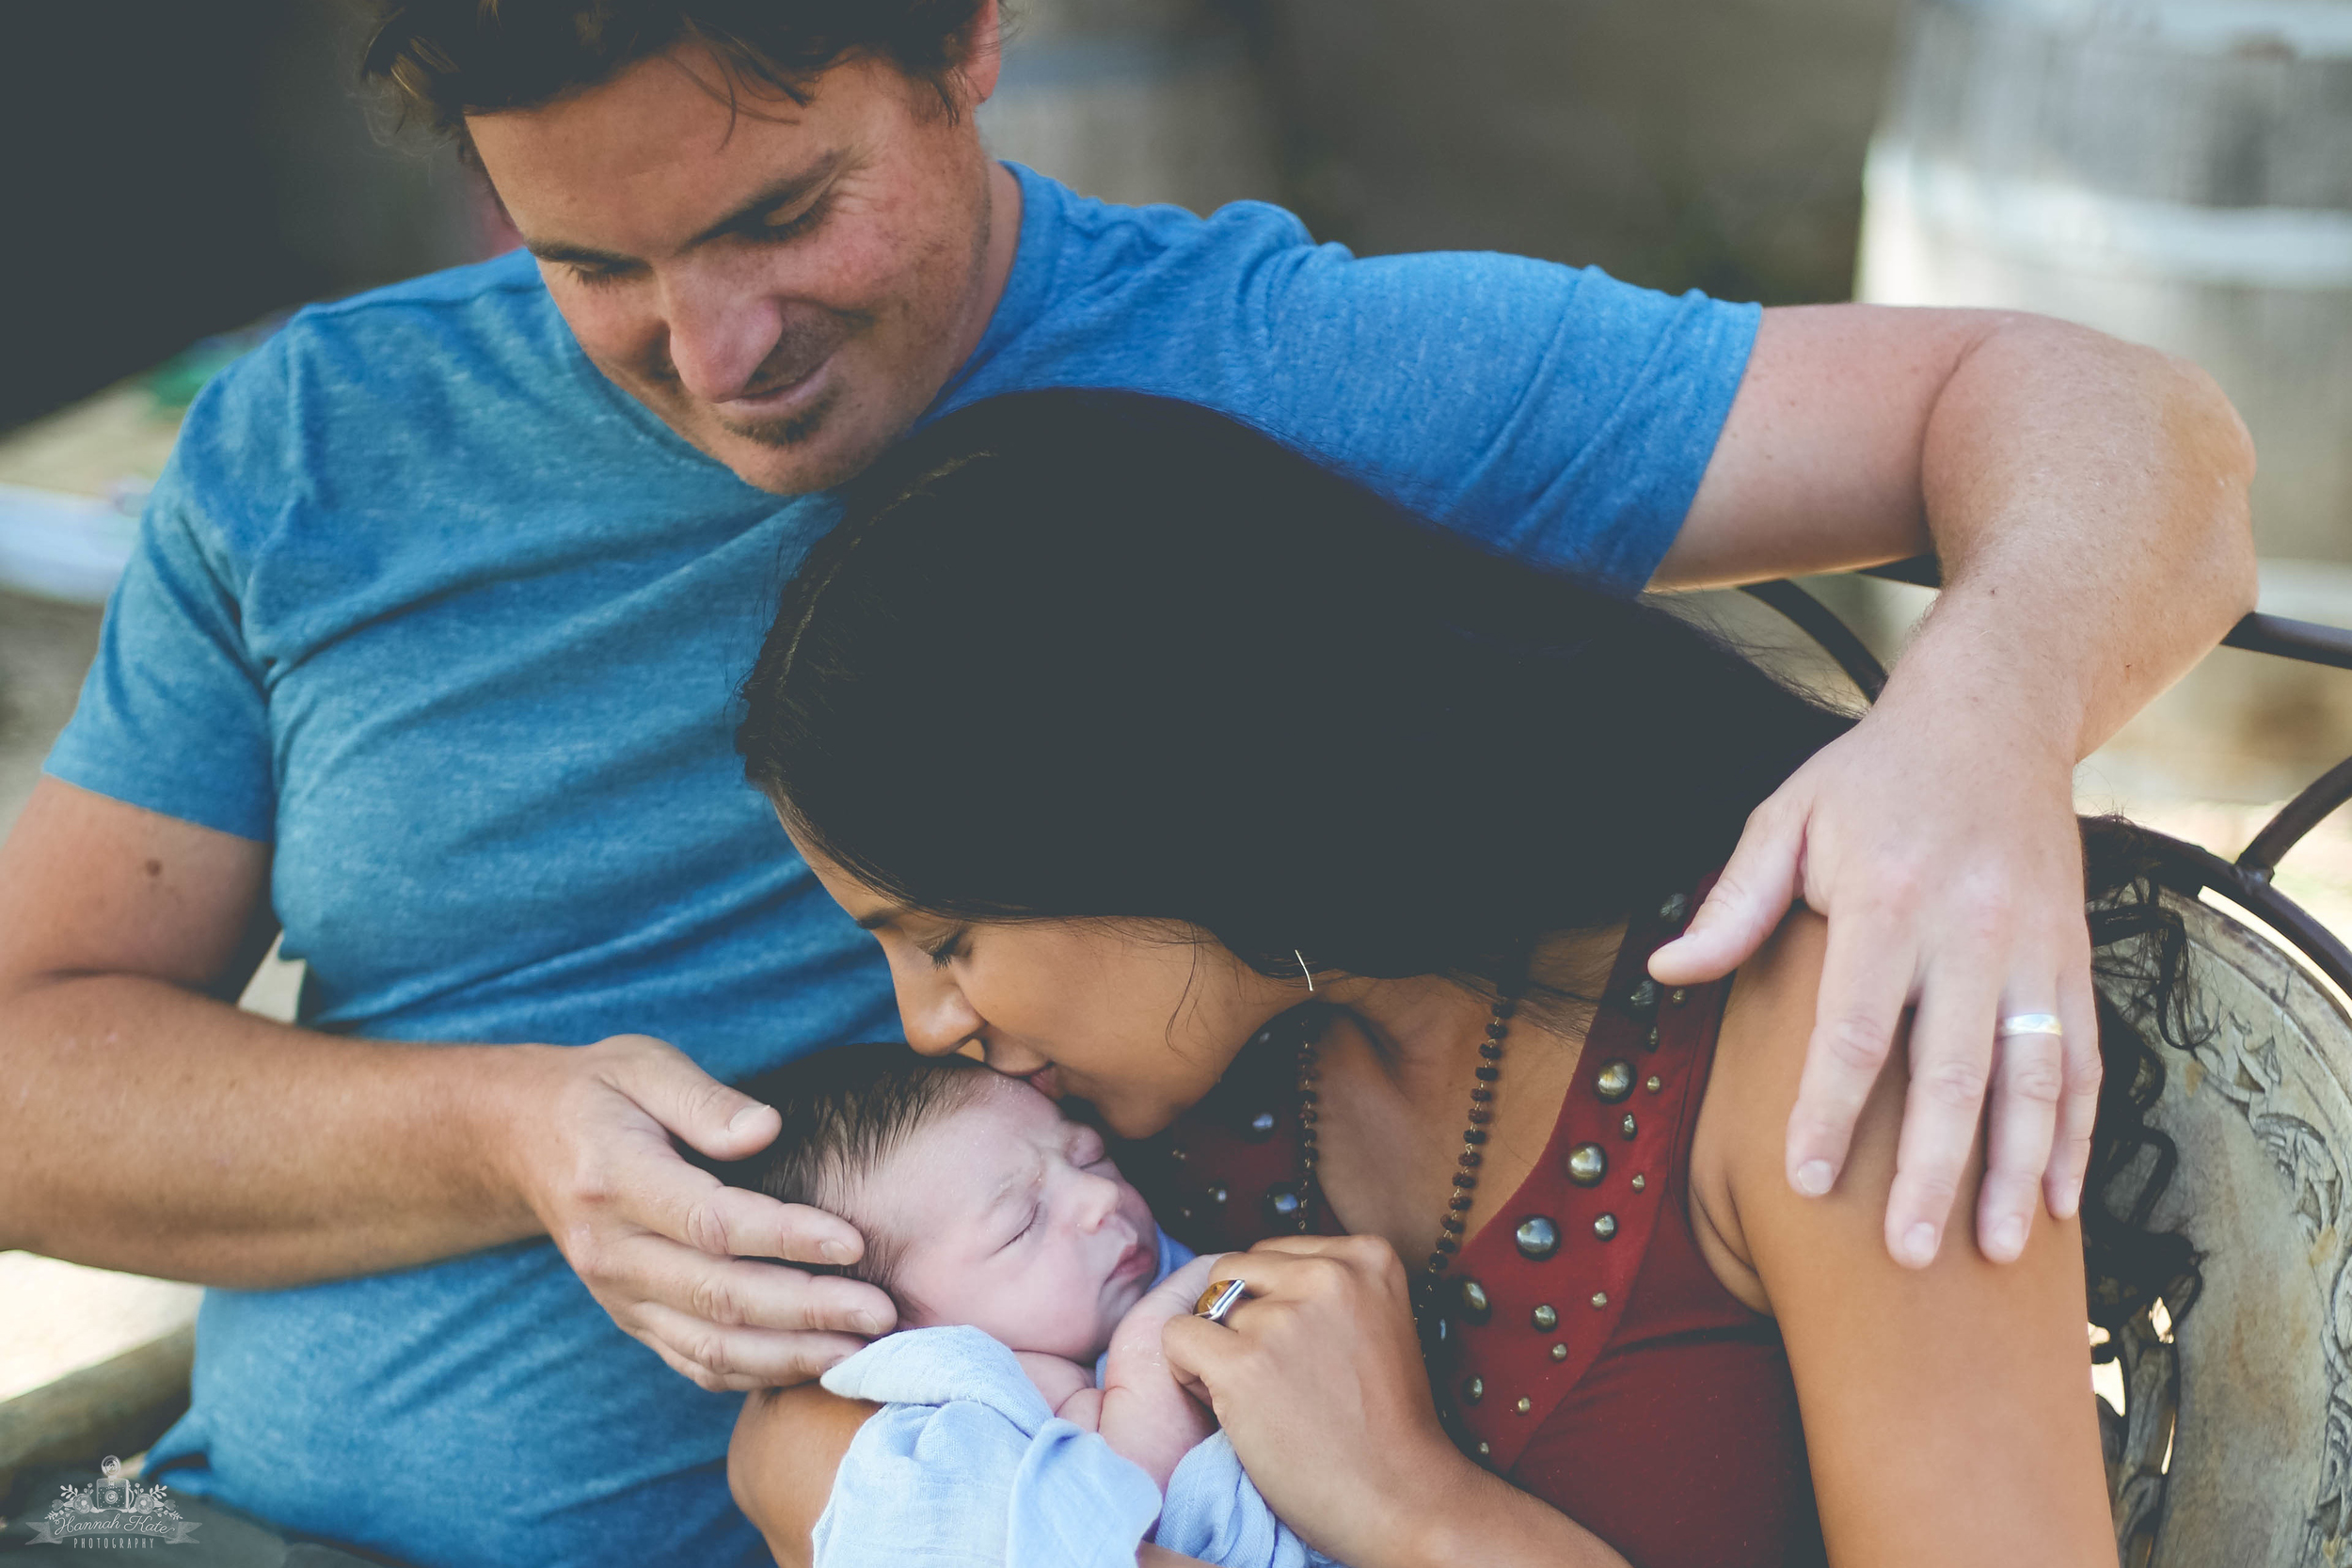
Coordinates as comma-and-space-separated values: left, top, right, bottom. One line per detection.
659, 266, 783, 404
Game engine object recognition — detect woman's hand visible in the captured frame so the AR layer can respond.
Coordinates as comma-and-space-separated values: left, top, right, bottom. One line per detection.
498, 1034, 896, 1390
1159, 1236, 1481, 1566
1162, 1236, 1632, 1568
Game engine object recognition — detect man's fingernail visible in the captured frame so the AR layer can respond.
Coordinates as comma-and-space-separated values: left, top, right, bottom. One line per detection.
1901, 1223, 1939, 1267
820, 1239, 856, 1265
1794, 1161, 1834, 1197
854, 1312, 889, 1336
1992, 1216, 2027, 1259
729, 1104, 768, 1134
2051, 1185, 2082, 1221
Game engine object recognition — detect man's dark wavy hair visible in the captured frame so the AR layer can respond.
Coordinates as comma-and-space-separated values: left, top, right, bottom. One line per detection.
737, 386, 2202, 1346
362, 0, 993, 146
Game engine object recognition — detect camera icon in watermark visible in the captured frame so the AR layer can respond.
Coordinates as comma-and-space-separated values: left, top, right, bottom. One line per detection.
26, 1454, 201, 1547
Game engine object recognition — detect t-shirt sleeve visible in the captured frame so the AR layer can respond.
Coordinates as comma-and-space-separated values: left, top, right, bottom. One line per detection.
42, 388, 276, 842
1239, 242, 1760, 594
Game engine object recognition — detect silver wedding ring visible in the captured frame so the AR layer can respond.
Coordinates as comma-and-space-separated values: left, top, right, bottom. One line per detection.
1997, 1012, 2064, 1038
1194, 1278, 1248, 1324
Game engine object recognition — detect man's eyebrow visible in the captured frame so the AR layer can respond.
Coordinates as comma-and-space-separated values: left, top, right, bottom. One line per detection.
520, 153, 846, 269
852, 905, 905, 932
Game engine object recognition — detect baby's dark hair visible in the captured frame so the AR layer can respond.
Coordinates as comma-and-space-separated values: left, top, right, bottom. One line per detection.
688, 1044, 999, 1308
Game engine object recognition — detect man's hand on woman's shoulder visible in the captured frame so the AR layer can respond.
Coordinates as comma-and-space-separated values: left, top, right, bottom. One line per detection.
1651, 688, 2097, 1272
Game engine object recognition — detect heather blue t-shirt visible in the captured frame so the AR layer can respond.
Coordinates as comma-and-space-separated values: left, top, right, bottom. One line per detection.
44, 165, 1757, 1567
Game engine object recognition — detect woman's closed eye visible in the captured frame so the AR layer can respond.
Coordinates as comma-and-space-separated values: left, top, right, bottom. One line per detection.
919, 924, 970, 967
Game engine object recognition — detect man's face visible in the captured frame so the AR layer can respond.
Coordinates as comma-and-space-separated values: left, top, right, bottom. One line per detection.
466, 27, 1010, 495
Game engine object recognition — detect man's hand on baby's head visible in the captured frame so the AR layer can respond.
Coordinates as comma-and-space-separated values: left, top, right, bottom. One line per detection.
508, 1035, 896, 1393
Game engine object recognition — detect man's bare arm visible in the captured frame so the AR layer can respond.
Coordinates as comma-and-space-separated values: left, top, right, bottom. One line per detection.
0, 779, 529, 1278
1650, 304, 2257, 1267
0, 777, 889, 1383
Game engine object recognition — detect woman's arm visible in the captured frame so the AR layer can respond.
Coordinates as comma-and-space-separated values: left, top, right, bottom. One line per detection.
730, 1386, 879, 1568
1698, 910, 2115, 1566
1161, 1235, 1630, 1568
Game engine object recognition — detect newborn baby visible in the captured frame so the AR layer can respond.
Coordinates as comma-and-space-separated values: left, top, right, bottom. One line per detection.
704, 1045, 1222, 1492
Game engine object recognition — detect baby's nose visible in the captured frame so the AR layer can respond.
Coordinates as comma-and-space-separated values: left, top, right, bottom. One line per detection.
1074, 1171, 1122, 1228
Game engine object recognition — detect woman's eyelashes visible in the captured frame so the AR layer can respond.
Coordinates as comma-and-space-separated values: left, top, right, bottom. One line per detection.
919, 924, 970, 967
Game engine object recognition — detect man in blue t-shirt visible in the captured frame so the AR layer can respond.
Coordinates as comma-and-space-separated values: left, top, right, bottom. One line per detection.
0, 3, 2254, 1564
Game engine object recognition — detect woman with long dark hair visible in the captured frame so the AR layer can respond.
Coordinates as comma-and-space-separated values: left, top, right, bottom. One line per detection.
727, 389, 2185, 1567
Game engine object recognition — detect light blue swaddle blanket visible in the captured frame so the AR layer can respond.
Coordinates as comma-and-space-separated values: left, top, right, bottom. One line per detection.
812, 1231, 1343, 1568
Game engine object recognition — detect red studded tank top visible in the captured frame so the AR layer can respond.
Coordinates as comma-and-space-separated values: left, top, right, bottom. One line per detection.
1121, 887, 1827, 1568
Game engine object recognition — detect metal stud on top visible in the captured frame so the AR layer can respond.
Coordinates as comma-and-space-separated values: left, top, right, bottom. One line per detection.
1514, 1216, 1561, 1261
1565, 1143, 1608, 1186
1532, 1304, 1558, 1331
1595, 1059, 1635, 1103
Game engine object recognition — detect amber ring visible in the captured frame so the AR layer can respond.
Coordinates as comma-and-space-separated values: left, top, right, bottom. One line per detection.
1193, 1277, 1249, 1324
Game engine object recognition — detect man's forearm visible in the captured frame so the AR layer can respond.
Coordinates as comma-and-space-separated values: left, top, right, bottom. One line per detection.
0, 973, 544, 1286
1907, 314, 2257, 755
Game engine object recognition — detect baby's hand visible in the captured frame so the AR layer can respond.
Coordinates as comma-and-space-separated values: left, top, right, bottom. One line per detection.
1098, 1254, 1222, 1493
1015, 1350, 1101, 1428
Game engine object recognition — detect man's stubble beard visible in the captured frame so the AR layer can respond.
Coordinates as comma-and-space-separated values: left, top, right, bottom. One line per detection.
716, 380, 847, 450
694, 162, 1003, 491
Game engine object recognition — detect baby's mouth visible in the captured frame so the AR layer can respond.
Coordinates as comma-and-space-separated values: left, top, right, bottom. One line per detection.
1110, 1231, 1154, 1284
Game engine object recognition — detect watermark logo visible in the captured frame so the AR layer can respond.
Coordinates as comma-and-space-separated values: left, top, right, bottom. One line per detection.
26, 1455, 200, 1548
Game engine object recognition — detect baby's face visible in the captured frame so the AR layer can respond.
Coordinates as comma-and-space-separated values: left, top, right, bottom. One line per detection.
861, 1077, 1160, 1360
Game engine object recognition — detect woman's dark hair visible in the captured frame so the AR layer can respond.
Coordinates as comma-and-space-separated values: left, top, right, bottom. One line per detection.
737, 387, 2200, 1335
742, 389, 1852, 1009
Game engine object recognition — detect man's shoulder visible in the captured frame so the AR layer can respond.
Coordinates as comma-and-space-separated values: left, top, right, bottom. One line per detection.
1006, 163, 1329, 319
295, 246, 554, 330
166, 250, 627, 539
245, 249, 569, 398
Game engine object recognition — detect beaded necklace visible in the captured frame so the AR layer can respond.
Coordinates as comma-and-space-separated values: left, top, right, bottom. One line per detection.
1280, 987, 1525, 1338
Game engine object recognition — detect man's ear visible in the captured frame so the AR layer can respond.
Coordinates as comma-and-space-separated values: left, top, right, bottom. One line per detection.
951, 0, 1006, 110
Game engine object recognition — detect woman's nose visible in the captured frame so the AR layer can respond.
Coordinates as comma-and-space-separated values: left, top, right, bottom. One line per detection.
894, 968, 984, 1059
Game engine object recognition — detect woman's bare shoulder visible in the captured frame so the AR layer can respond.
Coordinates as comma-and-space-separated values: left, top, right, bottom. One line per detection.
1684, 908, 1833, 1311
